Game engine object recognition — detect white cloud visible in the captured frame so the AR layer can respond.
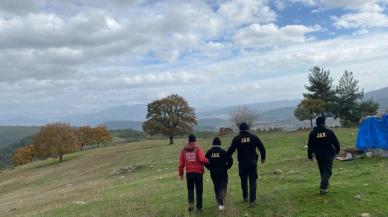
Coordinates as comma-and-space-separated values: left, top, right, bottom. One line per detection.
234, 23, 321, 48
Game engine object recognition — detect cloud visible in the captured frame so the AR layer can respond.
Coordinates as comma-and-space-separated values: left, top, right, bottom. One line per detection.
234, 23, 321, 48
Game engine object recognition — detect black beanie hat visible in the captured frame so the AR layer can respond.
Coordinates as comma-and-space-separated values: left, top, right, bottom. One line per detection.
213, 137, 221, 146
188, 134, 196, 143
239, 122, 249, 131
316, 116, 326, 127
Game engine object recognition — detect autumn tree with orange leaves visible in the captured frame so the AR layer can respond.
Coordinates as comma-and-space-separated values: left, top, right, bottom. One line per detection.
12, 145, 34, 166
77, 126, 94, 151
32, 123, 80, 162
91, 126, 112, 148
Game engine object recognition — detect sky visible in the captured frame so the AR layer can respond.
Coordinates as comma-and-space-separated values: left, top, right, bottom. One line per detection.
1, 0, 388, 119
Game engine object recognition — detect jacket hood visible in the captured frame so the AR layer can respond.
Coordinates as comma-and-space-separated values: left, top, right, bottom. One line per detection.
184, 142, 198, 152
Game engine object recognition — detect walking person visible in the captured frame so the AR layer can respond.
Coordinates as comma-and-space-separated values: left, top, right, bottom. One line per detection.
205, 137, 233, 211
178, 134, 209, 212
307, 116, 340, 195
227, 122, 266, 208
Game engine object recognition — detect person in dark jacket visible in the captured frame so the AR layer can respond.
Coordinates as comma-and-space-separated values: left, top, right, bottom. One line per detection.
307, 116, 341, 195
205, 137, 233, 211
227, 122, 266, 208
178, 134, 209, 212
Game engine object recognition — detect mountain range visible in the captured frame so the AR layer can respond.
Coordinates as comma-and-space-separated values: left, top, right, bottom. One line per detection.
0, 87, 387, 131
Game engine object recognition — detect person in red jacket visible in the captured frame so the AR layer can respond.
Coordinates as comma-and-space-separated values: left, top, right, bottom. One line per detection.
178, 134, 209, 212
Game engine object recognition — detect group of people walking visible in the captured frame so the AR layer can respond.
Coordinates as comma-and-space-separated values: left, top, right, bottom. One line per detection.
178, 116, 340, 212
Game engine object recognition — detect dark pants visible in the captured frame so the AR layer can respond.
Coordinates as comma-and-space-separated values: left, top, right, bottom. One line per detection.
211, 174, 228, 205
239, 162, 258, 203
186, 173, 203, 209
316, 155, 334, 189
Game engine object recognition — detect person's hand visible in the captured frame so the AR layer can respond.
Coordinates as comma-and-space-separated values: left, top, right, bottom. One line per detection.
179, 176, 184, 181
261, 159, 265, 164
308, 153, 313, 161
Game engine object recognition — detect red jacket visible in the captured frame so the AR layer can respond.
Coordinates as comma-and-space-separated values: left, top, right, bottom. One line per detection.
178, 142, 209, 176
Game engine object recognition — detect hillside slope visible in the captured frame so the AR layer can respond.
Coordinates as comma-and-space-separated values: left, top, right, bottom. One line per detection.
0, 126, 40, 148
1, 129, 387, 217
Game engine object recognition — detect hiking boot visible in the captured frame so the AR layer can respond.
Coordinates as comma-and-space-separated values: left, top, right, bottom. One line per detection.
249, 202, 255, 208
218, 205, 225, 211
188, 203, 194, 212
320, 189, 328, 195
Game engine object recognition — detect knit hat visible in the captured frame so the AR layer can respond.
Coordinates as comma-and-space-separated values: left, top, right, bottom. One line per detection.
188, 134, 196, 143
213, 137, 221, 146
239, 122, 250, 131
316, 116, 326, 127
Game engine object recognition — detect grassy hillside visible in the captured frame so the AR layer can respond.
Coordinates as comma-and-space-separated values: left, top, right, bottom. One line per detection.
1, 129, 388, 217
0, 126, 40, 148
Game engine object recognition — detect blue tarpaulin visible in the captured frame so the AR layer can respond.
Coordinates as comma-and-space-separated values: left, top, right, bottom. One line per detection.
356, 114, 388, 150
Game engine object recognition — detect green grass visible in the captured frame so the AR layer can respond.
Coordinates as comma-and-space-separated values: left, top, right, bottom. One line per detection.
1, 128, 388, 217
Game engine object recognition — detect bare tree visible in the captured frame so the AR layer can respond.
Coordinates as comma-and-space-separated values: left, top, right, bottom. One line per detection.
230, 106, 260, 129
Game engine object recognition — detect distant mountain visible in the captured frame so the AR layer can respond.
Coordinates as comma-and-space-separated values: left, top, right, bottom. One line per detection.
197, 100, 300, 119
0, 117, 47, 126
60, 104, 147, 126
101, 120, 143, 131
365, 87, 388, 111
195, 118, 231, 131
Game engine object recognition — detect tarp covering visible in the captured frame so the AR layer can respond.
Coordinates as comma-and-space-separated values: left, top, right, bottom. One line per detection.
356, 113, 388, 150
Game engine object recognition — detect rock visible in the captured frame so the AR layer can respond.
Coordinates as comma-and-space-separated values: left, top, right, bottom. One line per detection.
274, 169, 283, 175
361, 213, 371, 217
157, 169, 162, 172
73, 201, 87, 205
120, 176, 125, 179
354, 195, 361, 200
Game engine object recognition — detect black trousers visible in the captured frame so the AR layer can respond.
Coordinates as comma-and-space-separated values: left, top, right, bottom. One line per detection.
239, 162, 258, 203
186, 173, 203, 209
211, 173, 228, 205
316, 154, 334, 189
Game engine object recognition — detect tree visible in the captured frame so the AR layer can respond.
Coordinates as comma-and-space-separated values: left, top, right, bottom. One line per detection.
143, 94, 197, 144
294, 98, 325, 128
12, 145, 34, 166
32, 123, 80, 162
91, 126, 112, 148
77, 126, 94, 151
335, 71, 364, 127
304, 66, 337, 115
358, 98, 379, 118
230, 106, 260, 129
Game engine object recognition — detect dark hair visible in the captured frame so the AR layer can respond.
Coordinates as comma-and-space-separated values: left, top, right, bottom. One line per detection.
316, 116, 326, 127
239, 122, 249, 131
188, 134, 196, 142
213, 137, 221, 146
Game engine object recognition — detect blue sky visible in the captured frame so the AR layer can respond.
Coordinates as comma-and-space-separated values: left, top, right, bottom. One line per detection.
0, 0, 388, 119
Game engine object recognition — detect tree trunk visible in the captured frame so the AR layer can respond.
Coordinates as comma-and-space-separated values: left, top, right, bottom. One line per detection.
80, 144, 84, 151
169, 135, 174, 145
59, 153, 63, 162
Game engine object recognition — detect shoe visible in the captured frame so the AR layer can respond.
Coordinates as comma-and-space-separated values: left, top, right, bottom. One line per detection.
218, 205, 225, 211
188, 204, 194, 212
249, 202, 255, 208
320, 189, 328, 195
196, 208, 202, 212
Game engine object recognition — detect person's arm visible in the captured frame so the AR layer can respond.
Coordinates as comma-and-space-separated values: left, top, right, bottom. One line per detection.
197, 147, 209, 164
204, 150, 211, 170
226, 154, 233, 169
307, 132, 314, 160
330, 131, 341, 154
227, 137, 238, 157
178, 150, 185, 177
255, 136, 266, 163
